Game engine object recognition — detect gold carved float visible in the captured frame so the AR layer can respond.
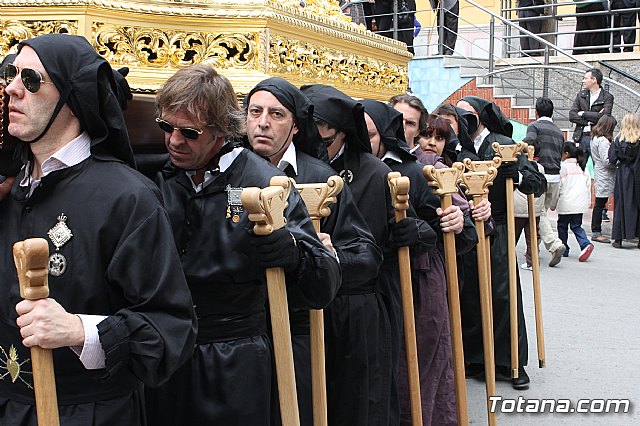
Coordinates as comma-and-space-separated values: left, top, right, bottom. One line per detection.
0, 0, 411, 100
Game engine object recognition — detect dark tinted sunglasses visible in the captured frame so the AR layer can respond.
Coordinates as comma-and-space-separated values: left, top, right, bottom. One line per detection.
3, 64, 54, 94
155, 118, 203, 140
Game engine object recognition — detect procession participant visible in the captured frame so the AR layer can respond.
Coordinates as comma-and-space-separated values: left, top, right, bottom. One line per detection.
301, 84, 435, 425
244, 77, 382, 425
362, 99, 480, 425
455, 96, 545, 390
0, 34, 197, 424
389, 93, 428, 152
145, 65, 341, 425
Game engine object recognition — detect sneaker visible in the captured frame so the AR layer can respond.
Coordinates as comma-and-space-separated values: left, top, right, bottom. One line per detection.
520, 262, 533, 271
579, 244, 594, 262
549, 244, 566, 267
602, 213, 610, 222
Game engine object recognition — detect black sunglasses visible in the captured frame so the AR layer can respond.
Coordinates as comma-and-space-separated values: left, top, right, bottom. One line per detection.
3, 64, 54, 94
321, 131, 339, 147
155, 118, 203, 140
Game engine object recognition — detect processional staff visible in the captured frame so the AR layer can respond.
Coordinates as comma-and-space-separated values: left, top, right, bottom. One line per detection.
13, 238, 60, 426
463, 156, 502, 320
423, 163, 468, 426
294, 176, 344, 426
388, 172, 422, 426
492, 141, 525, 380
241, 177, 300, 426
524, 145, 546, 369
459, 167, 499, 426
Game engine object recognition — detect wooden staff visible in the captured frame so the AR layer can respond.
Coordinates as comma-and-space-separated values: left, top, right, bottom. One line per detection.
492, 141, 525, 380
387, 171, 422, 426
459, 169, 499, 426
423, 163, 468, 426
13, 238, 60, 426
294, 176, 343, 426
525, 145, 546, 368
462, 157, 502, 321
241, 178, 299, 426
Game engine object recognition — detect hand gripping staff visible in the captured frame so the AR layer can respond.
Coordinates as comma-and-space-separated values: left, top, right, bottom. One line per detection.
459, 168, 499, 426
524, 145, 546, 369
13, 238, 60, 426
294, 175, 343, 426
241, 177, 300, 426
387, 172, 422, 426
462, 157, 502, 321
423, 163, 468, 426
492, 141, 525, 380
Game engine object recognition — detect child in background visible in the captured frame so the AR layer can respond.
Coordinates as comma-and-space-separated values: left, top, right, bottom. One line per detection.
555, 142, 595, 261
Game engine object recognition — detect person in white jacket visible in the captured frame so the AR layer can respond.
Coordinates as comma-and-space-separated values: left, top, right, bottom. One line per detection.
555, 142, 595, 261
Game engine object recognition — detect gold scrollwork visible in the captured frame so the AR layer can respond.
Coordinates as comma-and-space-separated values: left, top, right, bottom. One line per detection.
92, 23, 257, 70
269, 36, 407, 92
0, 20, 78, 57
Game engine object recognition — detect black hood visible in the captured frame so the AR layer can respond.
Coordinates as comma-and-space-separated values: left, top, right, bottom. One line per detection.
361, 99, 414, 162
245, 77, 328, 162
452, 105, 479, 153
1, 53, 22, 176
18, 34, 135, 167
461, 96, 512, 138
299, 84, 371, 154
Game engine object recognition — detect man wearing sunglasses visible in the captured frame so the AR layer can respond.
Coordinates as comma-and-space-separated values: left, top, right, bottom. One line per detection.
0, 34, 198, 425
145, 65, 341, 425
245, 77, 383, 425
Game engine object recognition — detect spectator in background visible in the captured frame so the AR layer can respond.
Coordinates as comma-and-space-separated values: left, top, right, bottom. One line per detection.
375, 0, 417, 53
589, 114, 617, 243
609, 112, 640, 248
611, 0, 640, 52
518, 0, 547, 56
573, 0, 609, 54
569, 68, 614, 159
523, 97, 567, 266
429, 0, 459, 54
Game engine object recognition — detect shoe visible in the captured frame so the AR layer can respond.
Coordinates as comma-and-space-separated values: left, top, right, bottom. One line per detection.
612, 240, 622, 248
602, 213, 610, 222
465, 363, 485, 378
512, 367, 530, 390
579, 244, 594, 262
549, 245, 566, 267
520, 262, 532, 271
592, 234, 610, 243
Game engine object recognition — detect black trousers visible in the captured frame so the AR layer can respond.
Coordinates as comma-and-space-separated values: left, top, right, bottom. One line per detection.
612, 0, 639, 51
573, 3, 609, 54
519, 10, 543, 55
438, 2, 459, 55
591, 196, 609, 234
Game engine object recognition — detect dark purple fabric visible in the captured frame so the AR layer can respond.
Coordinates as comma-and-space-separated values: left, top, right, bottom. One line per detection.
397, 249, 457, 426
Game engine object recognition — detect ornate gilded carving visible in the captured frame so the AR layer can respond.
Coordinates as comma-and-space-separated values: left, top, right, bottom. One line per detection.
93, 23, 257, 69
0, 20, 78, 57
269, 35, 408, 92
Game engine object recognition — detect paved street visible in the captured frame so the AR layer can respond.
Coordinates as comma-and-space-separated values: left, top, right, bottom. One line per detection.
466, 212, 640, 425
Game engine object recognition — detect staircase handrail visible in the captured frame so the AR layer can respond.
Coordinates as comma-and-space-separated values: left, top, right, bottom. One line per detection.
598, 60, 640, 86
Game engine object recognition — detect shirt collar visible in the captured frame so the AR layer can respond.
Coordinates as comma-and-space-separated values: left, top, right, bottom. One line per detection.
330, 143, 346, 164
382, 150, 402, 164
186, 146, 244, 193
276, 143, 298, 176
474, 127, 490, 153
20, 131, 91, 187
538, 116, 553, 123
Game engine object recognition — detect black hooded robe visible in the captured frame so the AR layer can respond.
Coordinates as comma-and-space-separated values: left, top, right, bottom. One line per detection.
0, 35, 197, 425
145, 148, 341, 425
456, 97, 546, 370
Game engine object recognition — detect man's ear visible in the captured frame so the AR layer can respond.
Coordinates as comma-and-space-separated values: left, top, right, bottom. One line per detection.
292, 123, 299, 135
